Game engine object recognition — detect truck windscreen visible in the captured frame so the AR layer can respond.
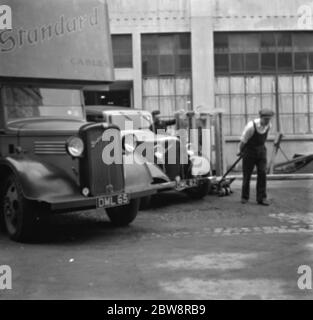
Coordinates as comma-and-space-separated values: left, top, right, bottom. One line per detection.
3, 87, 84, 122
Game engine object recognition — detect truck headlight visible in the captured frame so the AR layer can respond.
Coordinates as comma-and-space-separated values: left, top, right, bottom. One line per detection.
123, 134, 137, 153
66, 137, 84, 158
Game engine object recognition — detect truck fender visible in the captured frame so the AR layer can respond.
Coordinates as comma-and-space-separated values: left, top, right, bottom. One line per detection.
123, 153, 170, 189
0, 157, 80, 203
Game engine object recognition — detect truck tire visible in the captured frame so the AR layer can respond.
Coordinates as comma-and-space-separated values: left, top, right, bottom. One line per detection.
139, 195, 152, 210
0, 174, 39, 242
185, 180, 209, 200
106, 199, 139, 227
0, 182, 5, 232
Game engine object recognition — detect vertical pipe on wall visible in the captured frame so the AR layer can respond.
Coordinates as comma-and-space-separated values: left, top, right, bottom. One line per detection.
133, 31, 142, 109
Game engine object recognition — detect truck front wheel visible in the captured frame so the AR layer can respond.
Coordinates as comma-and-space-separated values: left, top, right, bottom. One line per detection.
106, 199, 139, 227
0, 174, 39, 242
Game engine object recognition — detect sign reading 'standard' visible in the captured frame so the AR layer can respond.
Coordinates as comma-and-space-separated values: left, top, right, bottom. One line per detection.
0, 0, 114, 83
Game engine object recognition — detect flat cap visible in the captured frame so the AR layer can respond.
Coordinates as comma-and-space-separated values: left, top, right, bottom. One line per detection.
259, 108, 275, 117
151, 110, 160, 116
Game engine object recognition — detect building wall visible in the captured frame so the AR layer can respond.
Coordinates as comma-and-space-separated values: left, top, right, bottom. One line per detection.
107, 0, 313, 170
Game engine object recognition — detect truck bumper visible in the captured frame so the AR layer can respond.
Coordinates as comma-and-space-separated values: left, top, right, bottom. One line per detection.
43, 182, 175, 213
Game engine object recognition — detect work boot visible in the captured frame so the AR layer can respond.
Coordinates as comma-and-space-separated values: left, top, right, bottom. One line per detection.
257, 200, 270, 206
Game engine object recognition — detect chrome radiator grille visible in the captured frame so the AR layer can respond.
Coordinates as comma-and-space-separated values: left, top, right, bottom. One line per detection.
34, 141, 66, 155
79, 124, 125, 196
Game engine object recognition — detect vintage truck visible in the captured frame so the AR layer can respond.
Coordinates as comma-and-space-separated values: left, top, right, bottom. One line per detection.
0, 0, 169, 241
86, 106, 212, 207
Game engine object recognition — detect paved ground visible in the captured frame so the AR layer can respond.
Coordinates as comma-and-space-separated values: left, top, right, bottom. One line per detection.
0, 179, 313, 300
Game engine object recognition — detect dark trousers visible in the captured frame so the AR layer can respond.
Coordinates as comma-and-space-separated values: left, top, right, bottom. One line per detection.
241, 147, 267, 202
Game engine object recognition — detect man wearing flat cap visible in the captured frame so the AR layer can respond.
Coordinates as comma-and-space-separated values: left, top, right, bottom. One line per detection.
238, 108, 275, 206
150, 110, 176, 134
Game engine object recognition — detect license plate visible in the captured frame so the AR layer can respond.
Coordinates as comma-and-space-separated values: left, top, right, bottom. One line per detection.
96, 193, 130, 209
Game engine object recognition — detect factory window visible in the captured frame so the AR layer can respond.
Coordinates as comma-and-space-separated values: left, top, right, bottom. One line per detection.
111, 34, 133, 68
142, 33, 191, 76
142, 33, 192, 116
214, 31, 313, 74
214, 32, 313, 136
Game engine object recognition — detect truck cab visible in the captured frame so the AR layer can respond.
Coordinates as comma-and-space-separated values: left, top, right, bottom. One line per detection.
0, 1, 167, 242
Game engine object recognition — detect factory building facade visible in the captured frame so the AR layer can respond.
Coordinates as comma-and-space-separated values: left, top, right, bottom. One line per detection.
85, 0, 313, 167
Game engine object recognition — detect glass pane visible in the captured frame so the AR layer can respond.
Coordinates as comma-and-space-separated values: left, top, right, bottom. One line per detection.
309, 76, 313, 93
278, 76, 293, 93
293, 33, 313, 51
309, 53, 313, 71
261, 33, 276, 51
175, 77, 191, 95
141, 35, 158, 54
159, 35, 175, 54
143, 78, 159, 96
112, 35, 132, 52
294, 94, 308, 113
293, 75, 308, 93
215, 77, 229, 94
5, 87, 83, 121
230, 54, 244, 72
142, 55, 158, 76
143, 97, 159, 112
215, 54, 229, 73
231, 95, 245, 114
176, 54, 191, 73
112, 35, 132, 68
114, 54, 132, 68
276, 33, 292, 49
261, 94, 276, 110
230, 77, 245, 94
279, 94, 293, 113
159, 55, 175, 75
310, 95, 313, 112
176, 96, 191, 111
223, 115, 232, 135
261, 76, 275, 94
278, 53, 292, 72
159, 78, 175, 95
215, 95, 230, 113
214, 33, 228, 52
280, 114, 294, 134
261, 53, 276, 72
159, 97, 176, 117
246, 95, 261, 114
245, 53, 259, 72
246, 76, 261, 94
294, 114, 308, 134
229, 33, 260, 53
295, 53, 308, 71
178, 33, 191, 51
231, 115, 247, 135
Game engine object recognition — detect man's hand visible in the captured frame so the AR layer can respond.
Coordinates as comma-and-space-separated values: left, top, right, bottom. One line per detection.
237, 141, 246, 157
